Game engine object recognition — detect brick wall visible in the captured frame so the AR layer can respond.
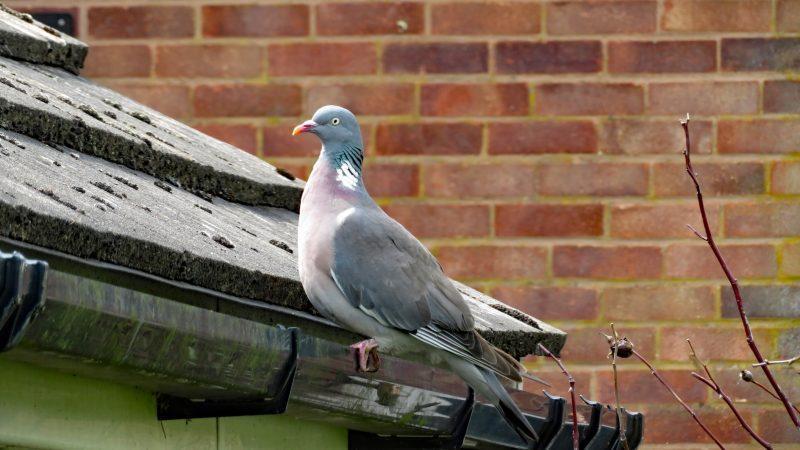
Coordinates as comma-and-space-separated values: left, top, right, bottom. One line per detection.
11, 0, 800, 446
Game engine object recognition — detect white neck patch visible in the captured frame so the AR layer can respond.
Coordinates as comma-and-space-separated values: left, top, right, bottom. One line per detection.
336, 160, 360, 190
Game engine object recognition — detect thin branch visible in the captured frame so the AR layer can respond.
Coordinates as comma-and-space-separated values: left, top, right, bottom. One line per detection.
538, 343, 579, 450
681, 116, 800, 429
631, 349, 724, 449
688, 340, 771, 449
752, 355, 800, 368
740, 370, 800, 416
609, 324, 629, 450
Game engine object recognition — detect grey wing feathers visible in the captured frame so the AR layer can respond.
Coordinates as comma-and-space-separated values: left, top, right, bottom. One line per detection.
331, 207, 521, 382
330, 208, 473, 332
414, 325, 524, 382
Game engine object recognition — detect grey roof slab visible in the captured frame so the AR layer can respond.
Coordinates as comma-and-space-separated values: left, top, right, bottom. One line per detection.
0, 5, 87, 74
0, 55, 304, 211
0, 128, 564, 357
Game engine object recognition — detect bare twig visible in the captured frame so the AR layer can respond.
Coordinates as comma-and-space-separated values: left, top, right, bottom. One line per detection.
608, 324, 629, 450
740, 370, 800, 416
752, 355, 800, 369
632, 348, 724, 449
688, 340, 771, 449
681, 115, 800, 429
538, 343, 579, 450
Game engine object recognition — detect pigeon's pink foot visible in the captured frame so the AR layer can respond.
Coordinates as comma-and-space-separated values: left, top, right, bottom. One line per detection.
350, 339, 381, 372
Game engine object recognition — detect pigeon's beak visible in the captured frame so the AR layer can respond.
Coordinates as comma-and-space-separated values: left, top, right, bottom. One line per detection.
292, 120, 318, 136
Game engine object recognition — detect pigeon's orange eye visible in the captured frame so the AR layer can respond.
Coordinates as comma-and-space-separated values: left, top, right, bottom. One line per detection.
331, 118, 341, 126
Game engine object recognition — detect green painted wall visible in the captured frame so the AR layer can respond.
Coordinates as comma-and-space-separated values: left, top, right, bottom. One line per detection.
0, 358, 348, 450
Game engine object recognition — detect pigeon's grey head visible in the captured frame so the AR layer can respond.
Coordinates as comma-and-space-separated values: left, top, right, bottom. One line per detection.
292, 105, 363, 149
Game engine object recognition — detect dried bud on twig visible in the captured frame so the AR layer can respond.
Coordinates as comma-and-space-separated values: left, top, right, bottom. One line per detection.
603, 333, 634, 358
740, 370, 754, 383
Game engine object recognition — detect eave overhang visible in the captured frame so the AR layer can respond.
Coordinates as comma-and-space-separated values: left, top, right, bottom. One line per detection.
0, 241, 643, 449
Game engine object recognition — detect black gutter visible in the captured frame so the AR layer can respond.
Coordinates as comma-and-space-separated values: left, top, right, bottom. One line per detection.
0, 239, 642, 449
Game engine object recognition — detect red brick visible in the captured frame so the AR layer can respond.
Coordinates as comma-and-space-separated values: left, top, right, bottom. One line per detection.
421, 83, 528, 117
496, 204, 604, 237
375, 123, 482, 155
600, 119, 712, 155
546, 1, 657, 35
263, 122, 319, 157
610, 203, 721, 239
89, 6, 194, 38
538, 163, 648, 196
596, 369, 708, 404
155, 45, 263, 78
317, 2, 423, 35
435, 246, 548, 279
424, 163, 536, 199
382, 204, 490, 238
489, 121, 597, 154
194, 84, 301, 118
648, 82, 758, 115
603, 285, 716, 321
194, 124, 258, 155
608, 41, 716, 73
364, 163, 418, 198
718, 120, 800, 154
104, 83, 191, 119
660, 326, 773, 361
642, 405, 754, 444
268, 43, 376, 76
202, 5, 308, 37
782, 242, 800, 276
383, 43, 488, 74
653, 162, 765, 197
759, 409, 800, 443
773, 162, 800, 195
432, 2, 541, 35
778, 0, 800, 32
553, 246, 662, 279
722, 38, 800, 71
764, 80, 800, 113
534, 83, 644, 116
664, 244, 777, 279
83, 45, 151, 78
661, 0, 771, 32
724, 202, 800, 237
491, 286, 599, 321
558, 326, 655, 363
496, 41, 601, 74
305, 84, 414, 116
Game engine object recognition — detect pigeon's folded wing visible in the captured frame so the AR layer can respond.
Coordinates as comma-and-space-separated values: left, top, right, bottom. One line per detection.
330, 207, 474, 332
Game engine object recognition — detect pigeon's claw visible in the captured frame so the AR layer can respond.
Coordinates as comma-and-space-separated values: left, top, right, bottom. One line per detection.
350, 338, 381, 372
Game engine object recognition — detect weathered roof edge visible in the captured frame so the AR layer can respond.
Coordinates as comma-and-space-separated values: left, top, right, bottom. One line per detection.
0, 4, 87, 73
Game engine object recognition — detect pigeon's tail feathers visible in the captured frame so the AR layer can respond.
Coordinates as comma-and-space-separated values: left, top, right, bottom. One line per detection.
480, 367, 539, 444
448, 357, 538, 445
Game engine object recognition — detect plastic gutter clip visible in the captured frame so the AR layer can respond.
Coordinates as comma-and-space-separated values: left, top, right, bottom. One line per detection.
349, 386, 476, 450
0, 251, 48, 352
156, 327, 299, 420
534, 391, 566, 449
578, 395, 604, 449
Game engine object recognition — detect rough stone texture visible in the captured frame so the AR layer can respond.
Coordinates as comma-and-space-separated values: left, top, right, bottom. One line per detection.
0, 56, 304, 212
0, 5, 87, 73
0, 127, 562, 356
721, 285, 800, 318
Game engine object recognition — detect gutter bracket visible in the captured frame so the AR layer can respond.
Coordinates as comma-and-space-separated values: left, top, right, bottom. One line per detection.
156, 327, 299, 420
534, 391, 565, 449
0, 251, 48, 352
349, 386, 475, 450
578, 395, 604, 449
